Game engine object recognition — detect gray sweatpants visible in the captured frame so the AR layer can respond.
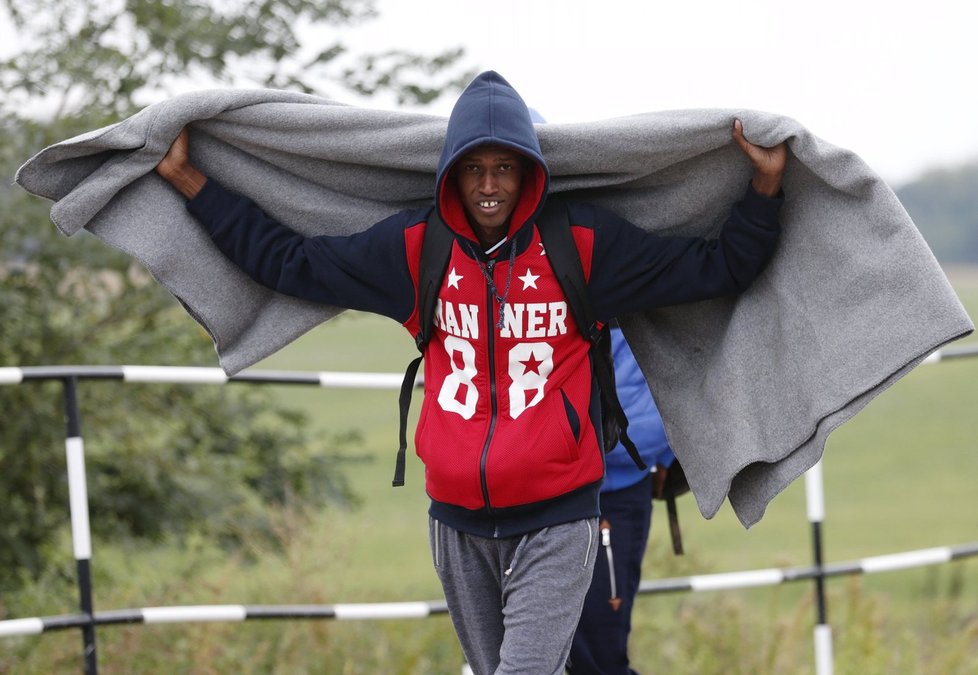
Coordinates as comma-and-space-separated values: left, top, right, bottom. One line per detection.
429, 517, 599, 675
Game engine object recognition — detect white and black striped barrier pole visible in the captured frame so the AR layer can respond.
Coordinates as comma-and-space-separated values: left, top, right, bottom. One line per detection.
2, 338, 974, 388
805, 460, 832, 675
62, 376, 98, 675
2, 542, 976, 638
0, 365, 413, 388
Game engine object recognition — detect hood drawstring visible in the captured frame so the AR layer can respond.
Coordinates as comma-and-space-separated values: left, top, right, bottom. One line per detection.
465, 238, 518, 330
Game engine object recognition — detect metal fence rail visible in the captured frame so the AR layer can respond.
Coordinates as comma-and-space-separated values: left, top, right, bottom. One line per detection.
1, 342, 975, 386
1, 541, 976, 639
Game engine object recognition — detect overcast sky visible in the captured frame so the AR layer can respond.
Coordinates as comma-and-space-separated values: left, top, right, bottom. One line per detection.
3, 0, 975, 187
351, 0, 978, 187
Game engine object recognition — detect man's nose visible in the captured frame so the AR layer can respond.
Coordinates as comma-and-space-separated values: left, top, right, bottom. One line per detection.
479, 173, 499, 194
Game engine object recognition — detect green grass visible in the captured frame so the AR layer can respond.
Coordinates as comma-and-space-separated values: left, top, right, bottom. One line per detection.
3, 272, 977, 674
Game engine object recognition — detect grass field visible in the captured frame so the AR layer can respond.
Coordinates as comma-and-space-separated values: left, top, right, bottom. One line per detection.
3, 270, 977, 673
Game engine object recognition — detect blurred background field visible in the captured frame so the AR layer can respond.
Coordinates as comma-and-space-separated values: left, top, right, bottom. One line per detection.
4, 271, 974, 674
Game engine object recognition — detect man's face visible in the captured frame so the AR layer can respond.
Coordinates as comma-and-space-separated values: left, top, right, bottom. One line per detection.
453, 146, 525, 244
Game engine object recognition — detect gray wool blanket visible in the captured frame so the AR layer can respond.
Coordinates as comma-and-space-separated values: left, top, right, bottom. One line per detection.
15, 89, 973, 528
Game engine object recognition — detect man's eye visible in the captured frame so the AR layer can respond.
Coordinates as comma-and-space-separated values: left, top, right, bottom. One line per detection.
498, 164, 513, 172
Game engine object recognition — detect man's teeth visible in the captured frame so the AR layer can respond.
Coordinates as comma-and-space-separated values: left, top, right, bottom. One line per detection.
478, 200, 499, 208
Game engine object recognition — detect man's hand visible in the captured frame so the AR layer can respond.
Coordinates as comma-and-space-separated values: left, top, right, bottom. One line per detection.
732, 119, 787, 198
156, 128, 207, 199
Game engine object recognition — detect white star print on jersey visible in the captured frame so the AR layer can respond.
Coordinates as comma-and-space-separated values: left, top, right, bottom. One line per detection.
447, 267, 463, 289
518, 268, 540, 290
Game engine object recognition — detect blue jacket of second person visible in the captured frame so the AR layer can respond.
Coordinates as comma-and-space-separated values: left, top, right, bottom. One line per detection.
603, 326, 675, 493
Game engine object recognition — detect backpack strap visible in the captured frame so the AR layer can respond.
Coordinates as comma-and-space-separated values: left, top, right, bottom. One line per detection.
414, 210, 456, 352
536, 200, 647, 472
393, 209, 455, 487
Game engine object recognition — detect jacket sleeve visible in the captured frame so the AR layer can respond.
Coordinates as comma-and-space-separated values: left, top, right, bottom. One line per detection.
584, 185, 783, 320
186, 177, 418, 323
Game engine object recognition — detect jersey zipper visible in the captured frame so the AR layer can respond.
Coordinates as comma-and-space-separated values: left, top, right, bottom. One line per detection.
480, 257, 499, 535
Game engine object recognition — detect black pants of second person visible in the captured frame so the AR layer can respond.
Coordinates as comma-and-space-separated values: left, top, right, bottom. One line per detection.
567, 473, 654, 675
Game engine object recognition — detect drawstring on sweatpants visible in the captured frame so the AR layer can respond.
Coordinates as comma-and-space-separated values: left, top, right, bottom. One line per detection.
504, 533, 531, 577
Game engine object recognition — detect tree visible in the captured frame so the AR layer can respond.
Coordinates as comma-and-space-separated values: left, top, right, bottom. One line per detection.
0, 0, 472, 590
0, 0, 474, 121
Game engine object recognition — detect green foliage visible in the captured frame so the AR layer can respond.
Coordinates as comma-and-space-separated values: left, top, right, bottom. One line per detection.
0, 185, 361, 588
1, 110, 361, 590
0, 0, 471, 593
0, 0, 473, 121
896, 161, 978, 264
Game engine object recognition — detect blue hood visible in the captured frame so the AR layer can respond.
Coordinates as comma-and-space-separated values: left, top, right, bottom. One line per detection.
436, 71, 550, 240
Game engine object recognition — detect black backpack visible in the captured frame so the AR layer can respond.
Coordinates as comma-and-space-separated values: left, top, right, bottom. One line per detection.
391, 200, 645, 489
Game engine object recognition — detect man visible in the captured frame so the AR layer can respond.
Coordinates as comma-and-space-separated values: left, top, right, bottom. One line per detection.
156, 71, 786, 674
568, 325, 676, 675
